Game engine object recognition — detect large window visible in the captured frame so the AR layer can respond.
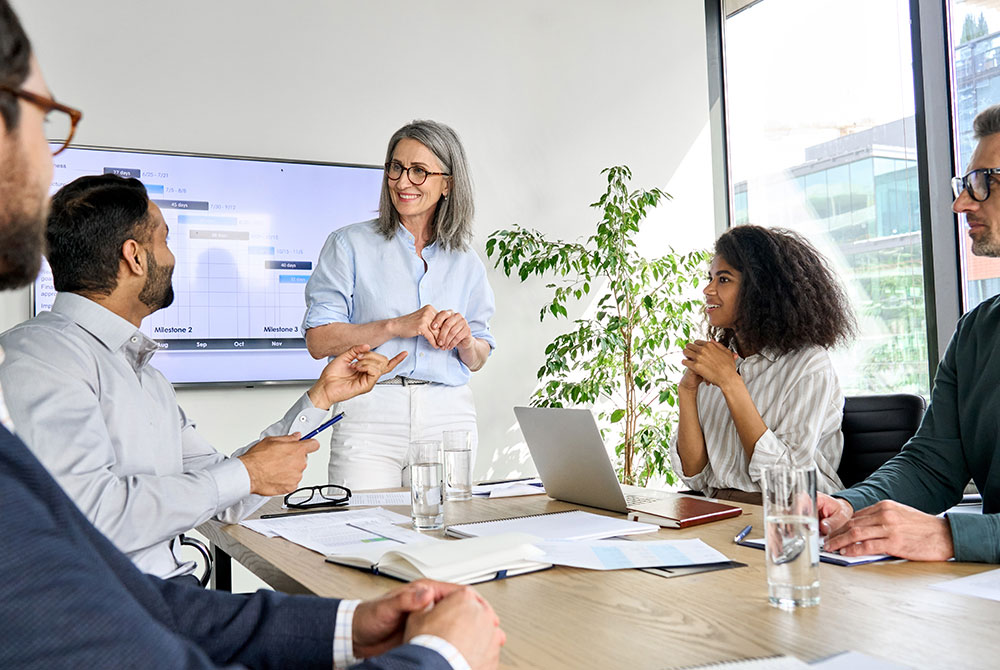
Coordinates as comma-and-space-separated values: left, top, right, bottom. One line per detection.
722, 0, 929, 395
948, 0, 1000, 310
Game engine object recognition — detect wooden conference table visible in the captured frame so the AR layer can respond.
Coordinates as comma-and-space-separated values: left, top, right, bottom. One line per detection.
199, 492, 1000, 669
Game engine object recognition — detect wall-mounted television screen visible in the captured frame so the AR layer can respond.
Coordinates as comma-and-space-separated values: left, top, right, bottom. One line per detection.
33, 144, 384, 386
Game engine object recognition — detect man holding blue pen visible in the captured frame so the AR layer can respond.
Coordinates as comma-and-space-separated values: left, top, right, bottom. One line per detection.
0, 173, 407, 580
0, 4, 504, 668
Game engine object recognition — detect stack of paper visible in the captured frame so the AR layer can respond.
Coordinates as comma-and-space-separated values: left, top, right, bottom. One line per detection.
241, 508, 427, 556
472, 478, 546, 498
931, 567, 1000, 602
243, 506, 739, 580
446, 509, 658, 540
537, 538, 729, 570
283, 491, 411, 508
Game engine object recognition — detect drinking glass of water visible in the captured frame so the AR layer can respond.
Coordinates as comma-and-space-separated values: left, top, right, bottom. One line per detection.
408, 440, 444, 530
442, 430, 473, 501
762, 464, 820, 609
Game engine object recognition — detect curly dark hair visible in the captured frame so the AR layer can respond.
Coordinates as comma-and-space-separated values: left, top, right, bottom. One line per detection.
707, 225, 855, 355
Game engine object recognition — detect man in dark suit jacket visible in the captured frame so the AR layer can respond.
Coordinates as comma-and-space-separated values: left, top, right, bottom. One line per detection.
0, 3, 504, 668
0, 425, 498, 669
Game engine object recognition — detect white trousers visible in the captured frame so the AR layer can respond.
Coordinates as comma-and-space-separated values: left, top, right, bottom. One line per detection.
327, 383, 478, 490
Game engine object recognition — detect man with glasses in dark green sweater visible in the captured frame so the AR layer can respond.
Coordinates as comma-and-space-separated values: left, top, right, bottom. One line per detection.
820, 104, 1000, 564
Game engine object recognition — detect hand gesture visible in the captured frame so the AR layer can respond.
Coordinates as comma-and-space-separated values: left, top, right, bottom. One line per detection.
822, 499, 954, 561
352, 580, 463, 658
404, 587, 505, 670
430, 309, 474, 351
238, 433, 319, 496
393, 305, 442, 349
681, 340, 739, 388
679, 367, 704, 392
308, 344, 406, 410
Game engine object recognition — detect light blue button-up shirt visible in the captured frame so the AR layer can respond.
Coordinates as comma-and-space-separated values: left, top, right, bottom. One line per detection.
303, 220, 496, 386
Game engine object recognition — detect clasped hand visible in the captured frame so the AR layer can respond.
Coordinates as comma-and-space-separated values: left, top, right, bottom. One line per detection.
354, 580, 505, 670
396, 305, 474, 351
680, 340, 739, 389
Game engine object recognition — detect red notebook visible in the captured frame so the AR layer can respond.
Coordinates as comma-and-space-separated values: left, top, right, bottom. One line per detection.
626, 496, 742, 528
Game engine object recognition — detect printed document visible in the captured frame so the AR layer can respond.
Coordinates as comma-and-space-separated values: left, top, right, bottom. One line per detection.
537, 538, 729, 570
931, 567, 1000, 602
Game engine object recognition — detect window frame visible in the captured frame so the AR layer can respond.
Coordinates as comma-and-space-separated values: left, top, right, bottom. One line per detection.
705, 0, 963, 382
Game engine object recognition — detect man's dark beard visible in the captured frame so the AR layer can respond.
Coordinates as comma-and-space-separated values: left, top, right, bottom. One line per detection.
138, 250, 175, 311
0, 142, 46, 290
0, 211, 44, 289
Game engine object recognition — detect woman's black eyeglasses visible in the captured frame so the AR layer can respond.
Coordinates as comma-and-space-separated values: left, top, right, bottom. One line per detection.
384, 161, 450, 186
283, 484, 351, 510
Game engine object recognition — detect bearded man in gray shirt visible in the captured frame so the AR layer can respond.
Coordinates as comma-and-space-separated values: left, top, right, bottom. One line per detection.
0, 173, 405, 579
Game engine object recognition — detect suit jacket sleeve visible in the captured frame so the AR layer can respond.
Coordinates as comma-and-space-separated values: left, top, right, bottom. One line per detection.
0, 425, 337, 669
350, 645, 454, 670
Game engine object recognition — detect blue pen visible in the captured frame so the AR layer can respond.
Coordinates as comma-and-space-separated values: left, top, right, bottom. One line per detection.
300, 412, 345, 441
734, 524, 752, 544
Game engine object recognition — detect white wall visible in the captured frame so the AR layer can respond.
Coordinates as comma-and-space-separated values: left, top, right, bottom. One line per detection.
5, 0, 715, 487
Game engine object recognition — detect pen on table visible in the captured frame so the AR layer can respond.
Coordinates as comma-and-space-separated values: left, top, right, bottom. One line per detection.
734, 524, 752, 544
260, 507, 350, 520
300, 412, 345, 441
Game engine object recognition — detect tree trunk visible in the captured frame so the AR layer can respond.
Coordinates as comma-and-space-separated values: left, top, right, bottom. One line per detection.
622, 307, 635, 485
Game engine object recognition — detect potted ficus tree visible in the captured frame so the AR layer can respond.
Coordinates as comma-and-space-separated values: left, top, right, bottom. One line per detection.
486, 166, 708, 485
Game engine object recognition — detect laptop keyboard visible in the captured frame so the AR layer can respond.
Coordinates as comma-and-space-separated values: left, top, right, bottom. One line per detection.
624, 494, 662, 506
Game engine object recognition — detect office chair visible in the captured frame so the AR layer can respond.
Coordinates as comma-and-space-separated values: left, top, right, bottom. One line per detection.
838, 393, 926, 488
178, 534, 214, 588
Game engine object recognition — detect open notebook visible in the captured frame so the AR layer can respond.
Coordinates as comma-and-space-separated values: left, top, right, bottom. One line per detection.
324, 532, 551, 584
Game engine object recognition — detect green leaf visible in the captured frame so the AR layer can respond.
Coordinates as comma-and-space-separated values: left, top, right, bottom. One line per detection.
486, 165, 712, 485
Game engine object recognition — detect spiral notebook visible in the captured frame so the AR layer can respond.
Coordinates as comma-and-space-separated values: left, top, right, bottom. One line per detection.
668, 655, 809, 669
445, 509, 658, 540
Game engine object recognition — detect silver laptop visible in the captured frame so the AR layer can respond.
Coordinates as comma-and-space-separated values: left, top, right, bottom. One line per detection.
513, 406, 675, 513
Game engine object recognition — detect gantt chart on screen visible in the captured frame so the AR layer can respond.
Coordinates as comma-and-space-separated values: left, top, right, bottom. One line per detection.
34, 146, 383, 384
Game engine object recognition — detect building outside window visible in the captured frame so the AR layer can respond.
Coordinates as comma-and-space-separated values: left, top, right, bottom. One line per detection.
723, 0, 929, 395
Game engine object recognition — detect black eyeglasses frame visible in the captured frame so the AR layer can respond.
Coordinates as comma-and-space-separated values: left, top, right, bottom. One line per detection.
283, 484, 352, 510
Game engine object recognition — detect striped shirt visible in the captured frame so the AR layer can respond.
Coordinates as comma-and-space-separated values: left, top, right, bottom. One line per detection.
670, 345, 845, 496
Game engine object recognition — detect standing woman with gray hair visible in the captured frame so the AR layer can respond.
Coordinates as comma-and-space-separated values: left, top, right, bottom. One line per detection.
303, 120, 495, 489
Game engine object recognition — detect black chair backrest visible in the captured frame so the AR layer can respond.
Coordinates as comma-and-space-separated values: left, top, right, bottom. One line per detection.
838, 394, 926, 488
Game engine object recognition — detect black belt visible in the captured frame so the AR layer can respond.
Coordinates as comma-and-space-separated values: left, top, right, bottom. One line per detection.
376, 376, 431, 386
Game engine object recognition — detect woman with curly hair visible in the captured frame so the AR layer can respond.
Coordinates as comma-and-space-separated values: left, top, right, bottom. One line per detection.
669, 225, 855, 504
